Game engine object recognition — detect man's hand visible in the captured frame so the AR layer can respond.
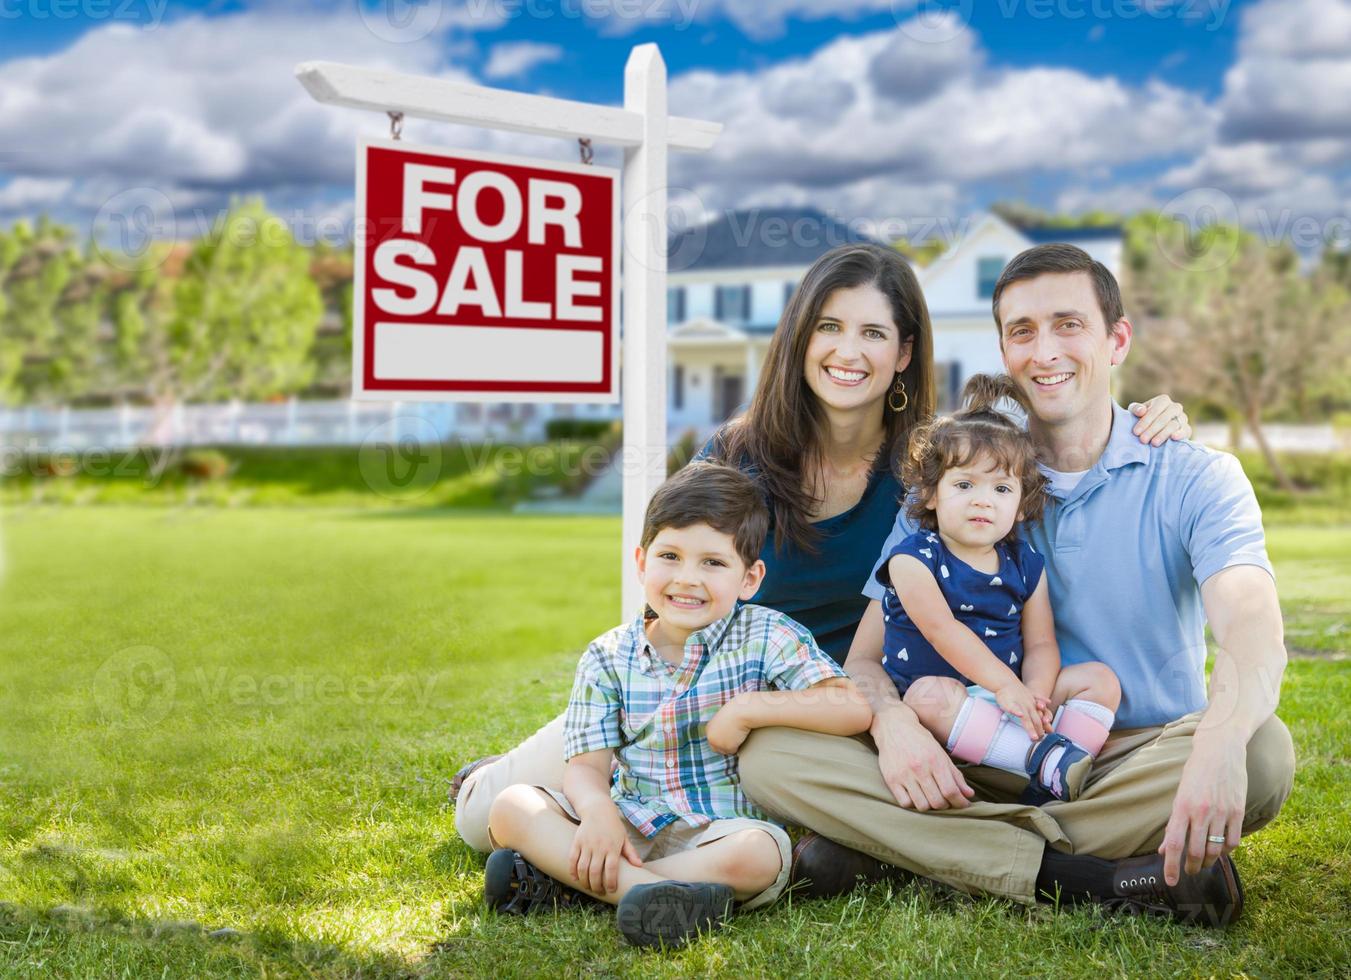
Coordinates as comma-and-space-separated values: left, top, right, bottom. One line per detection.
874, 707, 975, 811
996, 682, 1048, 740
568, 808, 643, 895
706, 698, 753, 755
1158, 735, 1247, 885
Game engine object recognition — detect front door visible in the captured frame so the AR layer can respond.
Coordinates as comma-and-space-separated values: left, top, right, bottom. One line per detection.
714, 372, 745, 422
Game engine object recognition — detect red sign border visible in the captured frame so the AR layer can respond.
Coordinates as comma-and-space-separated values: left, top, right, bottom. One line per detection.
353, 137, 621, 404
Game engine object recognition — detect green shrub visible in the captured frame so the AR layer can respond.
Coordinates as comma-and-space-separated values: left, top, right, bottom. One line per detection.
179, 449, 233, 481
544, 419, 614, 441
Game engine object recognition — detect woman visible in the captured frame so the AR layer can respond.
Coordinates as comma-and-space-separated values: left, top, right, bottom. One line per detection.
452, 243, 1188, 853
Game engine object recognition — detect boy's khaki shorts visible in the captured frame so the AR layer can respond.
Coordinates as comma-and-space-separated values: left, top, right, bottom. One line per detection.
533, 786, 792, 911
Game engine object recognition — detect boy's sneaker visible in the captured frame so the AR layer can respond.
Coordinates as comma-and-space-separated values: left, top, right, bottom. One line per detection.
1020, 733, 1093, 805
614, 881, 734, 949
483, 848, 592, 915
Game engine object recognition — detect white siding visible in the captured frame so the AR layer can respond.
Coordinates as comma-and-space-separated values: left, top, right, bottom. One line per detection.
750, 280, 787, 326
921, 218, 1032, 315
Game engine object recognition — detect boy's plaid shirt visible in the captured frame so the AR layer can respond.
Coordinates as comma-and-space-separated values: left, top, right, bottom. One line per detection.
562, 603, 845, 837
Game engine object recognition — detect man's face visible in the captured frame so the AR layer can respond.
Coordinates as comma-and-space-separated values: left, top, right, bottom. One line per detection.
998, 271, 1131, 431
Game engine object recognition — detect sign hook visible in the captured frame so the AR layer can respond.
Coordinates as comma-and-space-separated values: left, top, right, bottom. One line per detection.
578, 137, 593, 165
388, 111, 404, 141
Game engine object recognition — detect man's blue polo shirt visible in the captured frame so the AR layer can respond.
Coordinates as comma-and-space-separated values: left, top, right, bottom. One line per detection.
865, 402, 1273, 729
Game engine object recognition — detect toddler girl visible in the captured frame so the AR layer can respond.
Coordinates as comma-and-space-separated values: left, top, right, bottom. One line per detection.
876, 374, 1121, 804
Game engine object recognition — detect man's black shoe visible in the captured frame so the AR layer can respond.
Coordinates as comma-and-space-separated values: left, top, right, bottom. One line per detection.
448, 754, 503, 804
615, 881, 733, 949
1101, 852, 1244, 927
789, 832, 913, 899
483, 848, 593, 915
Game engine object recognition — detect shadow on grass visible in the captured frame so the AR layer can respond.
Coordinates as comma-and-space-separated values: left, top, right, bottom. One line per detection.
0, 902, 422, 979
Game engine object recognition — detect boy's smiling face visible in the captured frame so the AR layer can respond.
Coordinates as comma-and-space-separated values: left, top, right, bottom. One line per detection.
636, 523, 765, 641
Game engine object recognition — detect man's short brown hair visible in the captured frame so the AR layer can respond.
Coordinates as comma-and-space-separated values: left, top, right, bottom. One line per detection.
641, 462, 768, 568
991, 242, 1125, 336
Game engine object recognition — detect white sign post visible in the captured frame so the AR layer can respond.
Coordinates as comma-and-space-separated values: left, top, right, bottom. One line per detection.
296, 46, 722, 619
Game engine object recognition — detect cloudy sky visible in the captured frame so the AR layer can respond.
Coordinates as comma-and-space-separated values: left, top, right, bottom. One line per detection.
1, 0, 1348, 251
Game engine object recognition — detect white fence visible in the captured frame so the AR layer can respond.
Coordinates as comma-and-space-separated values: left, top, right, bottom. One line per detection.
0, 398, 624, 450
0, 401, 1342, 453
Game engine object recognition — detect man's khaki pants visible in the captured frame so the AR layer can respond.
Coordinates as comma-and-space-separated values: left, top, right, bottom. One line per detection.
455, 710, 1294, 905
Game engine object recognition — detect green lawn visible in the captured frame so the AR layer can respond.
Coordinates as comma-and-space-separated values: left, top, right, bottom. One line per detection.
0, 508, 1347, 978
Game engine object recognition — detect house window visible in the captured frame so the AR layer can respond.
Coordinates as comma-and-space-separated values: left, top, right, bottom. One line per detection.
667, 286, 686, 323
977, 257, 1005, 299
673, 364, 685, 411
714, 284, 750, 323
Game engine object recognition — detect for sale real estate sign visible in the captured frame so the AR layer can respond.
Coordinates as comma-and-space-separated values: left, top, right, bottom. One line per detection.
354, 138, 620, 402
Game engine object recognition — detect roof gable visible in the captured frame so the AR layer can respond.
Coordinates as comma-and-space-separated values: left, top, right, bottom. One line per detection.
668, 207, 881, 272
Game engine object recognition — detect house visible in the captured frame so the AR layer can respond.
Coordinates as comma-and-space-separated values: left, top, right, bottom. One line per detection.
662, 208, 1124, 437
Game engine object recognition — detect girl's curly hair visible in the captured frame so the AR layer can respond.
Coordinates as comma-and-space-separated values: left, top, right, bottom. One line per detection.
901, 374, 1048, 543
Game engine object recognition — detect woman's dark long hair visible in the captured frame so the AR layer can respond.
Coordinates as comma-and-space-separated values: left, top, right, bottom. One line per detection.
714, 243, 935, 554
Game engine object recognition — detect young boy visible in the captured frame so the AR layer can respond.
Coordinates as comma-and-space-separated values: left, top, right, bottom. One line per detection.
484, 462, 872, 948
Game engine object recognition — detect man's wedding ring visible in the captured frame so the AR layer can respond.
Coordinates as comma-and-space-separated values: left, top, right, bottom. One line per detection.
1207, 835, 1227, 844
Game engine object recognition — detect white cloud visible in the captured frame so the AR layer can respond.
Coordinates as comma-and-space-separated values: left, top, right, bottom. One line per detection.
669, 21, 1214, 207
0, 13, 466, 191
0, 177, 75, 212
1159, 141, 1303, 196
483, 41, 564, 79
1219, 0, 1351, 140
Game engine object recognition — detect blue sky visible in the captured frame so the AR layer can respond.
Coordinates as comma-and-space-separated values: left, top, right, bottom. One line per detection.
0, 0, 1347, 251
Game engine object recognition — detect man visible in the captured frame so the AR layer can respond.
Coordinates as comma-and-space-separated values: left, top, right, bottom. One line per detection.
737, 243, 1295, 926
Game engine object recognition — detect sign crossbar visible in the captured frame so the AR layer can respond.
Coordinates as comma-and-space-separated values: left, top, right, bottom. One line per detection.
296, 61, 720, 153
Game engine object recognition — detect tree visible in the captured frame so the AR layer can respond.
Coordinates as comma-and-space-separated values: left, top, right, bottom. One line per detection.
1122, 214, 1351, 493
110, 199, 322, 443
0, 217, 109, 406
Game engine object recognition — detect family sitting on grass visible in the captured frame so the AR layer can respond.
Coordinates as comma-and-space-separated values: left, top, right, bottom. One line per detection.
452, 243, 1295, 949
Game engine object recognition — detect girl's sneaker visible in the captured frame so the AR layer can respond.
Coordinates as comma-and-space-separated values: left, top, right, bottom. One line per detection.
614, 881, 734, 949
1021, 733, 1093, 805
483, 848, 593, 915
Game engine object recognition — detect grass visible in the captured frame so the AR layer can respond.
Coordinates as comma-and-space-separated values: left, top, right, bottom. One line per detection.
0, 506, 1347, 978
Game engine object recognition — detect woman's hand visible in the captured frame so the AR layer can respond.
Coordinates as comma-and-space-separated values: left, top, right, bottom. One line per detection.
996, 682, 1047, 740
873, 707, 975, 811
1129, 395, 1191, 446
568, 807, 642, 896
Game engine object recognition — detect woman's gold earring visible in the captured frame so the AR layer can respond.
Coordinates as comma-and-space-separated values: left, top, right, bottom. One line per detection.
888, 376, 909, 413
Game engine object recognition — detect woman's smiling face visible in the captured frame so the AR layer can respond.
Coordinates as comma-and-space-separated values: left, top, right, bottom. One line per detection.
803, 282, 913, 417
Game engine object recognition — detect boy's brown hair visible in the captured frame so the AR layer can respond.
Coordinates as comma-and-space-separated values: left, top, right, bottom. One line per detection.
641, 462, 769, 568
902, 374, 1048, 543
